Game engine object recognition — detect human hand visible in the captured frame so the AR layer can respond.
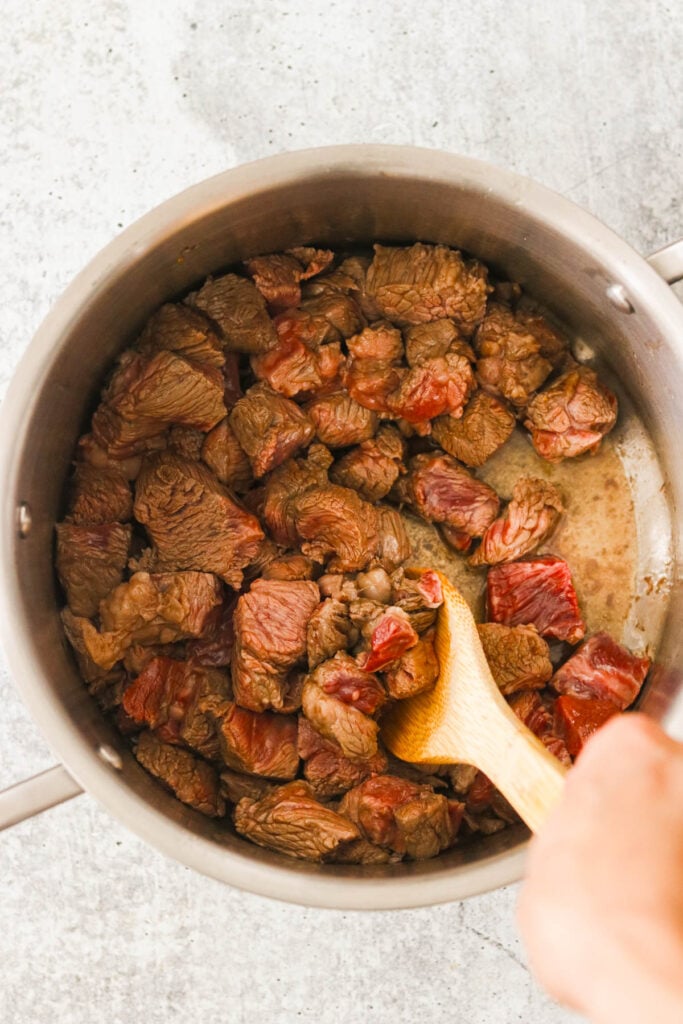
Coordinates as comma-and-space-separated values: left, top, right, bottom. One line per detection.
517, 713, 683, 1024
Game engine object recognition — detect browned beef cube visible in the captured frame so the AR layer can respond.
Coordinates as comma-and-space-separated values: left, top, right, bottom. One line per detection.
475, 302, 567, 406
304, 391, 378, 448
167, 425, 204, 460
399, 453, 500, 540
190, 273, 278, 354
61, 608, 119, 685
297, 716, 387, 798
65, 463, 133, 525
209, 702, 299, 778
137, 302, 224, 367
387, 351, 476, 429
343, 356, 402, 415
469, 477, 564, 567
298, 293, 364, 340
201, 418, 253, 492
355, 566, 393, 604
524, 366, 618, 461
550, 632, 650, 710
292, 484, 380, 572
134, 453, 264, 587
302, 671, 379, 762
383, 633, 439, 699
330, 426, 405, 502
310, 652, 386, 714
232, 578, 320, 712
56, 522, 131, 618
339, 774, 457, 859
244, 248, 334, 311
262, 444, 334, 547
357, 606, 419, 673
330, 839, 396, 864
123, 642, 188, 676
375, 506, 412, 573
186, 596, 237, 668
220, 769, 275, 804
477, 622, 553, 695
390, 568, 444, 633
403, 319, 472, 366
487, 556, 586, 644
508, 691, 571, 766
307, 598, 357, 669
261, 554, 315, 581
230, 383, 315, 477
365, 243, 490, 334
431, 392, 516, 467
134, 730, 225, 817
76, 434, 143, 480
67, 570, 222, 670
303, 254, 381, 320
233, 781, 359, 862
348, 321, 405, 361
251, 323, 344, 398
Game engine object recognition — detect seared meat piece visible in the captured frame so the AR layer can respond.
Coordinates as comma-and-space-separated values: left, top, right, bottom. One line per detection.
391, 568, 444, 633
431, 392, 516, 468
387, 350, 476, 428
61, 608, 121, 685
509, 691, 571, 766
307, 598, 357, 669
302, 673, 379, 762
343, 322, 403, 414
524, 366, 618, 461
134, 730, 225, 817
298, 293, 364, 340
383, 633, 439, 699
469, 478, 564, 567
477, 622, 553, 695
56, 522, 131, 618
251, 321, 344, 399
220, 769, 275, 805
355, 566, 392, 604
65, 463, 133, 525
67, 570, 222, 670
261, 554, 315, 581
123, 642, 187, 676
186, 596, 237, 668
190, 273, 278, 354
303, 254, 381, 320
403, 319, 472, 366
309, 652, 386, 714
365, 243, 490, 334
262, 444, 333, 547
330, 425, 405, 502
375, 506, 412, 573
553, 695, 620, 756
487, 556, 586, 644
292, 484, 380, 572
358, 606, 419, 672
232, 578, 320, 712
348, 321, 404, 361
297, 716, 387, 798
550, 632, 650, 710
244, 248, 333, 311
138, 302, 224, 368
304, 391, 378, 448
230, 383, 314, 477
339, 774, 457, 859
134, 453, 263, 587
399, 453, 500, 541
208, 702, 299, 778
330, 839, 396, 864
201, 418, 253, 492
167, 425, 204, 461
76, 434, 142, 480
475, 302, 567, 406
234, 780, 359, 862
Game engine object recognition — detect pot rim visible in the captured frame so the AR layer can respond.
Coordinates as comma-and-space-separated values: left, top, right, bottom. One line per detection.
2, 144, 682, 909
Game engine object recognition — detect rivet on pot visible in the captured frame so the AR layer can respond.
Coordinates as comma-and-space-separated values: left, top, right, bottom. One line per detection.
606, 283, 635, 314
98, 744, 123, 770
17, 502, 32, 538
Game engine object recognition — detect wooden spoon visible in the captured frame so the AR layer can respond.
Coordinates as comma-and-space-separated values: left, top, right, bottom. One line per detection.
381, 570, 567, 832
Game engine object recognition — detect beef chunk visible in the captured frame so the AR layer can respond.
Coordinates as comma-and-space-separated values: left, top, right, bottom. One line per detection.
524, 366, 618, 461
232, 578, 320, 712
355, 566, 393, 604
65, 570, 222, 670
365, 243, 490, 334
508, 691, 571, 766
262, 444, 333, 547
339, 774, 457, 859
229, 383, 315, 477
201, 418, 253, 492
307, 598, 357, 669
76, 434, 143, 480
391, 568, 444, 632
348, 321, 404, 361
330, 839, 397, 864
244, 248, 334, 311
55, 522, 131, 618
302, 673, 379, 762
134, 730, 225, 817
251, 320, 344, 399
553, 695, 620, 756
383, 633, 439, 699
234, 781, 359, 862
220, 769, 275, 805
191, 273, 278, 354
297, 717, 387, 798
343, 322, 404, 414
291, 484, 380, 572
167, 425, 204, 461
487, 556, 586, 644
92, 350, 225, 456
403, 319, 471, 366
310, 652, 386, 714
138, 302, 224, 368
330, 425, 405, 502
474, 302, 567, 406
303, 254, 381, 320
209, 702, 299, 778
477, 622, 553, 695
399, 453, 500, 540
387, 350, 476, 427
134, 453, 263, 587
318, 573, 360, 603
261, 554, 315, 581
65, 463, 133, 525
469, 478, 564, 567
431, 392, 516, 468
358, 606, 419, 672
304, 391, 378, 448
550, 632, 650, 710
186, 596, 236, 668
375, 506, 412, 573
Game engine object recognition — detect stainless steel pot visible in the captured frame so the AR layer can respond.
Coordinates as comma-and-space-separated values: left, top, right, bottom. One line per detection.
1, 145, 681, 909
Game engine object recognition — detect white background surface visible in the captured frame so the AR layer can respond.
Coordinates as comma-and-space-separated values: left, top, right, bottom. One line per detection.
1, 3, 681, 1022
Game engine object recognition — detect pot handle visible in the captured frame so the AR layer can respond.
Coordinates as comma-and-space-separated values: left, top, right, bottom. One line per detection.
0, 764, 83, 830
647, 239, 683, 284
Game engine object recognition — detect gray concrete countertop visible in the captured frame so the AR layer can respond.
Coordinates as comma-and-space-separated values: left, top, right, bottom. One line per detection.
1, 3, 681, 1022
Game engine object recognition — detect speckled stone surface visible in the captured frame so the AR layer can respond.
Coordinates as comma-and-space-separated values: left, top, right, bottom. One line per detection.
1, 3, 681, 1022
